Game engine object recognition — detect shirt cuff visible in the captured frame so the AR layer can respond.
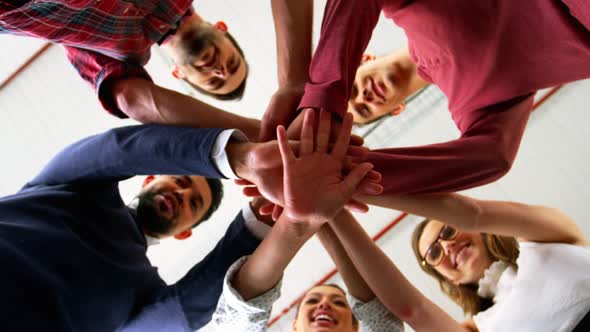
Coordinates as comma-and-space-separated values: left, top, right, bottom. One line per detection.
211, 129, 248, 179
242, 202, 271, 240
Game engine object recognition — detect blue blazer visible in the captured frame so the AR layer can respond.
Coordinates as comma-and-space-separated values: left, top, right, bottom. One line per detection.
0, 125, 259, 331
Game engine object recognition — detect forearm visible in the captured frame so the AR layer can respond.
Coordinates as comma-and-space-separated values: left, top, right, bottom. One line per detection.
364, 94, 534, 194
329, 210, 465, 331
317, 222, 374, 302
298, 0, 381, 117
271, 0, 312, 87
232, 215, 313, 300
26, 125, 224, 187
113, 78, 260, 140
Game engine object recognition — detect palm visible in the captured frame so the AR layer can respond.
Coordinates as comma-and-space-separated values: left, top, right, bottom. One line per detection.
277, 110, 374, 226
283, 153, 347, 222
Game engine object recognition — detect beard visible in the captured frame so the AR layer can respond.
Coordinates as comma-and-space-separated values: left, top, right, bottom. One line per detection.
177, 24, 218, 65
136, 190, 177, 237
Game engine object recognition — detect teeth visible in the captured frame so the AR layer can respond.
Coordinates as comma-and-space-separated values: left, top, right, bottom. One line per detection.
315, 314, 333, 322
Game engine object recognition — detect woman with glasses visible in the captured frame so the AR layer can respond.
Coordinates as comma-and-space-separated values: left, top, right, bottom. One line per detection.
324, 193, 590, 331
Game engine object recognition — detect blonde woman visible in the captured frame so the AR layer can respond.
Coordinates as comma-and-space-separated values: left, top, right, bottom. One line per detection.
325, 194, 590, 331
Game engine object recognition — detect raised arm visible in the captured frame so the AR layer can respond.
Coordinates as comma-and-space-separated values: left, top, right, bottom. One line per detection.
111, 78, 260, 140
364, 93, 534, 194
64, 46, 259, 140
360, 193, 589, 245
297, 0, 382, 117
25, 125, 226, 188
329, 210, 470, 332
232, 109, 379, 300
259, 0, 313, 141
317, 224, 374, 302
122, 210, 261, 331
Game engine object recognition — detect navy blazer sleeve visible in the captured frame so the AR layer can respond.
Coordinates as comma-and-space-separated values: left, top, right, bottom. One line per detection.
24, 125, 226, 189
121, 210, 260, 332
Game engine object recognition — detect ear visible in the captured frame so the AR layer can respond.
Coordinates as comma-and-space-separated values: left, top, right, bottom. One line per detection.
174, 229, 192, 240
213, 21, 228, 33
171, 65, 185, 80
390, 102, 406, 116
142, 175, 156, 188
361, 53, 376, 64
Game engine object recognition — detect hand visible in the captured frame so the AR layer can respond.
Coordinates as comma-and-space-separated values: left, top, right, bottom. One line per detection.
258, 86, 305, 142
277, 109, 382, 226
230, 139, 372, 207
287, 108, 364, 146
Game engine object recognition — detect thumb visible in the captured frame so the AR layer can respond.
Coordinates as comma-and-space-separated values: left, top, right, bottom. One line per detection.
341, 163, 376, 194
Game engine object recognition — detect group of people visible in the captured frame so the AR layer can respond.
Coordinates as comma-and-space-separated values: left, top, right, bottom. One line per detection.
1, 0, 590, 331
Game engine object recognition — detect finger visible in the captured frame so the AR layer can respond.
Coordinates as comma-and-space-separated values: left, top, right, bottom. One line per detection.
235, 179, 254, 186
342, 162, 374, 193
259, 203, 275, 215
350, 134, 364, 146
315, 110, 331, 153
286, 112, 305, 139
356, 180, 384, 196
345, 199, 370, 213
367, 170, 382, 182
242, 186, 262, 197
277, 125, 296, 164
272, 205, 283, 221
331, 112, 353, 160
300, 108, 315, 156
346, 145, 369, 156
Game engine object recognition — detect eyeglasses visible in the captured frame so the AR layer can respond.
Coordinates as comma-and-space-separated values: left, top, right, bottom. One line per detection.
421, 225, 459, 267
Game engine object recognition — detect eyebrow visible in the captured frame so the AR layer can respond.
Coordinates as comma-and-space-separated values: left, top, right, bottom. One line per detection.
210, 79, 225, 91
228, 56, 242, 75
306, 292, 345, 300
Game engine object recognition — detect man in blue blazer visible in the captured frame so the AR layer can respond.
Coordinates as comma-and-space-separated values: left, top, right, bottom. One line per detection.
0, 124, 279, 331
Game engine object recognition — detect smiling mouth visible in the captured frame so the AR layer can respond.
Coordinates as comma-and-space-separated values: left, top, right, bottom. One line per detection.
311, 313, 337, 327
453, 243, 470, 267
157, 193, 178, 217
370, 78, 386, 102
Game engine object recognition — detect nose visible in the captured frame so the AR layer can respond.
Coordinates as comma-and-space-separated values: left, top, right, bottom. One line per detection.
317, 299, 332, 310
440, 239, 457, 256
212, 65, 227, 78
362, 87, 374, 102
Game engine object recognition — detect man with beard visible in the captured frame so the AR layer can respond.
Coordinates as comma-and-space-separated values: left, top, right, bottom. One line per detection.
0, 1, 258, 138
0, 124, 284, 331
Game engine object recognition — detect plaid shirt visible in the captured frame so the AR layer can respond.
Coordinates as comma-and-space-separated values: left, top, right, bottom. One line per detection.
0, 0, 192, 117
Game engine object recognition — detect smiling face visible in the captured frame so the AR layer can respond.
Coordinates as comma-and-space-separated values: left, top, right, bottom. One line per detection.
169, 21, 247, 97
137, 175, 212, 239
348, 53, 412, 124
293, 285, 358, 332
418, 220, 493, 285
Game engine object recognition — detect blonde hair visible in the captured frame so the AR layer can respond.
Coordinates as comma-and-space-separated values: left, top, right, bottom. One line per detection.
411, 219, 519, 315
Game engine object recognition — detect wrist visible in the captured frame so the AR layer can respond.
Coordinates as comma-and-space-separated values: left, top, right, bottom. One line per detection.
226, 141, 252, 180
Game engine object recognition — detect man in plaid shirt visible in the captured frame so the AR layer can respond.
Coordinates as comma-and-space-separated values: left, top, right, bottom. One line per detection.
0, 0, 261, 138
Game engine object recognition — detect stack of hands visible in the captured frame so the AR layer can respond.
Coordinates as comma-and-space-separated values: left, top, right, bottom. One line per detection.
236, 108, 383, 233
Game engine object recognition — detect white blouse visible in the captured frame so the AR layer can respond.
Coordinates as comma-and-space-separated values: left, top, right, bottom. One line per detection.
212, 256, 404, 332
474, 242, 590, 332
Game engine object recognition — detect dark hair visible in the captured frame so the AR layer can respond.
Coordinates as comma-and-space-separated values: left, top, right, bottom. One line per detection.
179, 28, 248, 100
411, 219, 519, 315
196, 177, 224, 226
294, 283, 359, 327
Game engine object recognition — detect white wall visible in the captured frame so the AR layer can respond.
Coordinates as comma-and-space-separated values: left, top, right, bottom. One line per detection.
1, 1, 589, 331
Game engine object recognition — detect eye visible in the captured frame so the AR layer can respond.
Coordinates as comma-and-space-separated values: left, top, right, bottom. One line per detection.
190, 197, 198, 209
351, 83, 358, 99
440, 226, 458, 240
174, 177, 183, 185
305, 298, 319, 304
333, 300, 347, 307
427, 244, 443, 264
208, 77, 222, 86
